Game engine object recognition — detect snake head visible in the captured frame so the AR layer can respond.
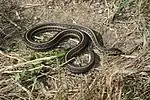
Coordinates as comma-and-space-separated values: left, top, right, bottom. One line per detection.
106, 48, 124, 56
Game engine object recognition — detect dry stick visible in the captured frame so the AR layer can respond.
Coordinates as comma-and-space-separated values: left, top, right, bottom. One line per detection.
89, 77, 97, 89
0, 83, 17, 94
0, 96, 9, 100
59, 57, 75, 67
47, 89, 79, 94
15, 82, 32, 100
0, 51, 25, 61
111, 27, 137, 49
4, 28, 19, 39
0, 13, 21, 29
118, 86, 123, 100
0, 27, 6, 35
124, 50, 148, 69
20, 4, 45, 9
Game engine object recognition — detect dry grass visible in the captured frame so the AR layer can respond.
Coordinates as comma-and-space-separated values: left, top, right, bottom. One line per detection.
0, 0, 150, 100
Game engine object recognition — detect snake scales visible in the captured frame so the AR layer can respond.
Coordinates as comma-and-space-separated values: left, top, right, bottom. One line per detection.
24, 23, 123, 74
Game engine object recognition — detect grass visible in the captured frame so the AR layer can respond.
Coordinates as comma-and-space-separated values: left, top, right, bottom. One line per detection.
0, 0, 150, 100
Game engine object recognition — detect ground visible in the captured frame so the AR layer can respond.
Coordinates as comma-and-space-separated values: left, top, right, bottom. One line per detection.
0, 0, 150, 100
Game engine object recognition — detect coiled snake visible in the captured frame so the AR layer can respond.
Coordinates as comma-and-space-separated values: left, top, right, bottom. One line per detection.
24, 23, 123, 74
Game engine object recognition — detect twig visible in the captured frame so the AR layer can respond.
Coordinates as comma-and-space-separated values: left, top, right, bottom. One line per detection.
124, 50, 148, 69
0, 13, 21, 29
89, 77, 97, 89
20, 4, 45, 9
0, 96, 9, 100
0, 83, 17, 94
0, 51, 25, 61
59, 57, 75, 67
121, 54, 137, 58
0, 28, 6, 35
15, 82, 32, 100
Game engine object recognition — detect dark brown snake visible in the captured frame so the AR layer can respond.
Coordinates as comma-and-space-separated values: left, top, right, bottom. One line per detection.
24, 23, 123, 74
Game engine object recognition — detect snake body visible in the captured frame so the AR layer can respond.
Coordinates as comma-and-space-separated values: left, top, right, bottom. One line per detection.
24, 23, 123, 74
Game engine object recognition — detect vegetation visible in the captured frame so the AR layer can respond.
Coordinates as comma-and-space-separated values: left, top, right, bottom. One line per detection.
0, 0, 149, 100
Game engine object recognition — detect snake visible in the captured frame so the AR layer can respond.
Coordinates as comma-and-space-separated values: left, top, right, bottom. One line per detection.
24, 22, 123, 74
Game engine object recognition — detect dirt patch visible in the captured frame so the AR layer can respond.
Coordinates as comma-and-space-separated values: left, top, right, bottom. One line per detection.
0, 0, 150, 100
